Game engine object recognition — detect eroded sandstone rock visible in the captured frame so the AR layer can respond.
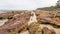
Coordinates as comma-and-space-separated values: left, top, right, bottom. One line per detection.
28, 22, 42, 34
42, 27, 56, 34
0, 12, 32, 34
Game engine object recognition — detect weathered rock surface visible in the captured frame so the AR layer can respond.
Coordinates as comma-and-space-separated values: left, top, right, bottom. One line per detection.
0, 12, 32, 34
42, 27, 56, 34
0, 10, 60, 34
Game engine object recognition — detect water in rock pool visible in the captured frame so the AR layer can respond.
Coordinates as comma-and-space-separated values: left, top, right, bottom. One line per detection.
0, 19, 8, 26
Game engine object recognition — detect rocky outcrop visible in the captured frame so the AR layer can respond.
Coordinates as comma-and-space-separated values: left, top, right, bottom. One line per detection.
0, 10, 60, 34
0, 11, 32, 34
42, 27, 56, 34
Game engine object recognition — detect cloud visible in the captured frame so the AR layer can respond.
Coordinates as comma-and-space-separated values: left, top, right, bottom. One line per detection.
0, 0, 58, 10
0, 0, 37, 10
33, 0, 58, 8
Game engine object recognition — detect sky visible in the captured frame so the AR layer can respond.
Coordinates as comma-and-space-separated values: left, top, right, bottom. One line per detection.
0, 0, 58, 10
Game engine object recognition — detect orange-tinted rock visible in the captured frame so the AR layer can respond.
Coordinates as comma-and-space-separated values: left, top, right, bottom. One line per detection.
42, 27, 56, 34
0, 12, 32, 34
